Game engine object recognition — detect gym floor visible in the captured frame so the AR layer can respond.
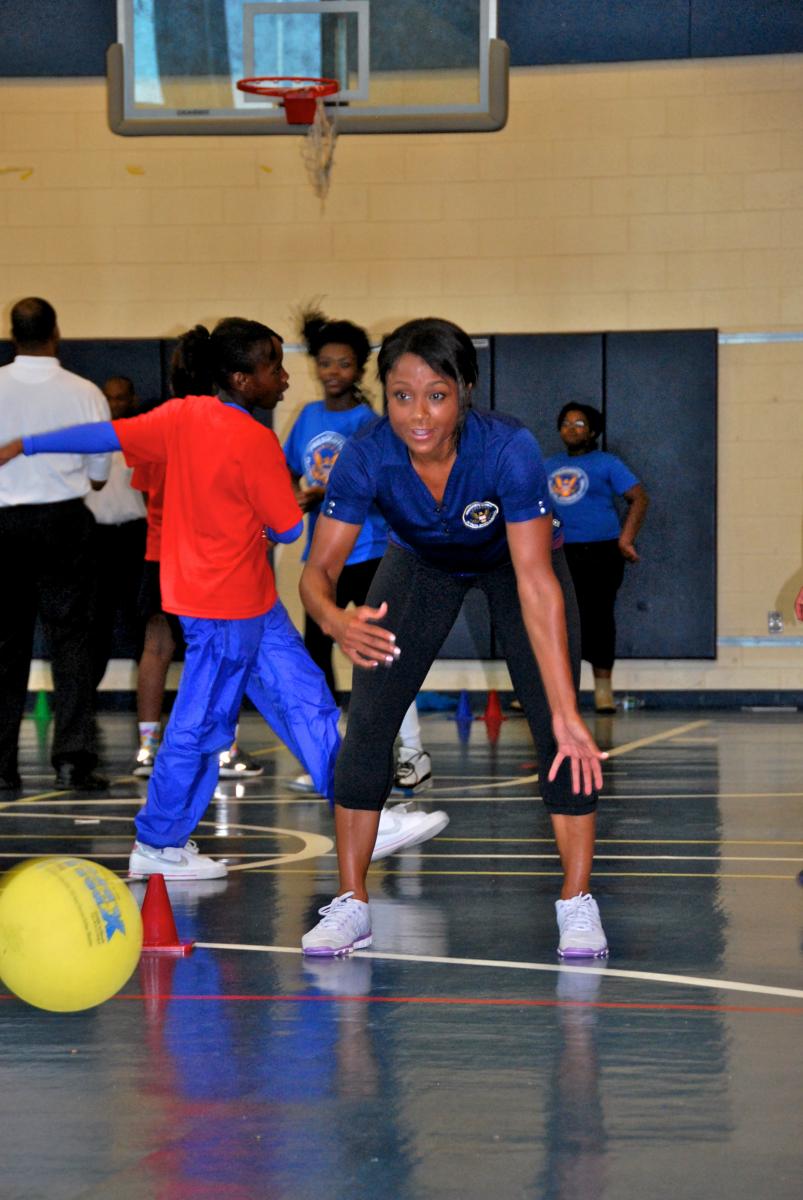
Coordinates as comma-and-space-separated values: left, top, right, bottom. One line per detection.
1, 705, 801, 1200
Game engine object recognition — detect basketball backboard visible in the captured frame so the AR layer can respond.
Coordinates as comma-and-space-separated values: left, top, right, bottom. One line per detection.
108, 0, 507, 135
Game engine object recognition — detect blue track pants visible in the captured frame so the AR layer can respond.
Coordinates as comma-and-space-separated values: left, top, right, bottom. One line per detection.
135, 600, 340, 849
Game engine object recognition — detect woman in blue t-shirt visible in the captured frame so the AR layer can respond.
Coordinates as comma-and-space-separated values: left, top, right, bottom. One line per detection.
298, 318, 609, 961
544, 404, 648, 713
283, 311, 440, 850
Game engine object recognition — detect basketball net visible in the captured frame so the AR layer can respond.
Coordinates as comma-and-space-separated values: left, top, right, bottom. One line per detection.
300, 98, 337, 203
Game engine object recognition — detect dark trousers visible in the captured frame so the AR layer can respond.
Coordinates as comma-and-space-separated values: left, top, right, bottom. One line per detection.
303, 557, 382, 698
563, 540, 625, 671
335, 543, 596, 816
0, 499, 98, 780
89, 518, 147, 689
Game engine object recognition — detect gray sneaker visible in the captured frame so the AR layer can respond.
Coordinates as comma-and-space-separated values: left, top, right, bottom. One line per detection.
301, 892, 372, 956
555, 893, 609, 959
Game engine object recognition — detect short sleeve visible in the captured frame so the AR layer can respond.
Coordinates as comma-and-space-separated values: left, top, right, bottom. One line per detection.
608, 455, 640, 495
283, 411, 305, 476
114, 399, 181, 466
320, 436, 376, 525
86, 385, 112, 482
242, 428, 302, 534
496, 428, 552, 523
130, 460, 158, 493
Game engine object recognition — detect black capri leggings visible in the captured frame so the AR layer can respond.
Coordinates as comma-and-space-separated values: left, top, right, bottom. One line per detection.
334, 542, 596, 817
303, 557, 382, 698
562, 539, 625, 671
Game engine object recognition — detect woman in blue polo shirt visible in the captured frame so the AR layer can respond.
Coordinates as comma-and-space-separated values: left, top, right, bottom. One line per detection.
283, 309, 432, 797
299, 317, 609, 961
545, 404, 648, 713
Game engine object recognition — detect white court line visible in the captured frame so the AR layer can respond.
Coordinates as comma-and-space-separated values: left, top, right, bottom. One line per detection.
194, 941, 803, 1002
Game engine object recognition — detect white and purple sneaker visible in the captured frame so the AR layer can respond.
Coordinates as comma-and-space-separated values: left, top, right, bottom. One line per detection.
302, 892, 372, 957
555, 893, 609, 959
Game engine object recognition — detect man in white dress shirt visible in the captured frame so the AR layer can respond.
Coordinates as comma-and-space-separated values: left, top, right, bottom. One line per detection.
85, 376, 147, 690
0, 297, 111, 797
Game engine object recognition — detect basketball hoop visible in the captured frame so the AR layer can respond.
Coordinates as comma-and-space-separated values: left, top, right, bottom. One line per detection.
237, 76, 340, 202
236, 76, 340, 124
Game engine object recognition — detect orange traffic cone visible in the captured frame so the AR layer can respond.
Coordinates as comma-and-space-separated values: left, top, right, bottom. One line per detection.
480, 689, 506, 724
484, 716, 502, 746
140, 874, 195, 956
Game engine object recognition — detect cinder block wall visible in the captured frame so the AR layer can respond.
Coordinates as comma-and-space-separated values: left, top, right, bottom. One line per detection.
2, 55, 802, 694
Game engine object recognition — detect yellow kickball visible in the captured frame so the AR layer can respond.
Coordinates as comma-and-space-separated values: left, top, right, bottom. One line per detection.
0, 856, 143, 1012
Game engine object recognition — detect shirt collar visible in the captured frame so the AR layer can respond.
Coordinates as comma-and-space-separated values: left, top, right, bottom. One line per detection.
9, 355, 60, 383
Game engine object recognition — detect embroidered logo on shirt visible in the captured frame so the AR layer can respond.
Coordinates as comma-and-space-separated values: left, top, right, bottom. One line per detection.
462, 500, 499, 529
548, 467, 589, 505
304, 431, 346, 487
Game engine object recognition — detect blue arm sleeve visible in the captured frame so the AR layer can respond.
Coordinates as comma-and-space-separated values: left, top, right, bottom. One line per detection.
23, 423, 121, 456
266, 519, 304, 544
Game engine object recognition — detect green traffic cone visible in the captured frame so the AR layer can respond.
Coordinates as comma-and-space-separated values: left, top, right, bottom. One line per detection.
32, 689, 51, 722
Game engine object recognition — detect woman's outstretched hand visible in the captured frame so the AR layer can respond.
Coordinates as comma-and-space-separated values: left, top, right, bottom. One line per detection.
0, 439, 23, 467
334, 600, 401, 670
548, 712, 608, 795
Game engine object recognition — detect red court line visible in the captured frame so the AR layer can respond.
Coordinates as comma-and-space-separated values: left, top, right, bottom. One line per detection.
109, 993, 803, 1015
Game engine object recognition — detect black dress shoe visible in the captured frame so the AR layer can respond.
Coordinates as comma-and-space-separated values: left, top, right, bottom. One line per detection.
0, 775, 21, 799
54, 764, 109, 792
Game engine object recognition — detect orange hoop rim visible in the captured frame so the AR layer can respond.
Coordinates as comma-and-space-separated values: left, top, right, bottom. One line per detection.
236, 76, 340, 100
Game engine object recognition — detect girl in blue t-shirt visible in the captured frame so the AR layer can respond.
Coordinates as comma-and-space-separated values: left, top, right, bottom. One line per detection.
283, 310, 437, 811
544, 404, 649, 713
298, 317, 609, 962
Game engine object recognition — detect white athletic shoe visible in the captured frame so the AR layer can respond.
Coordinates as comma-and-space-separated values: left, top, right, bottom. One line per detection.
131, 745, 155, 778
301, 891, 372, 957
129, 840, 228, 880
370, 803, 450, 861
555, 893, 609, 959
392, 747, 432, 793
288, 773, 317, 793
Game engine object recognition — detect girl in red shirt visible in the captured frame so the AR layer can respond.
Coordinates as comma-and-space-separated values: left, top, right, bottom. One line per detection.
4, 318, 341, 879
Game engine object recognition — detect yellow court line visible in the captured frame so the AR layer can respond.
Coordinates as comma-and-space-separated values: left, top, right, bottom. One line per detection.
5, 831, 798, 847
590, 792, 803, 800
439, 837, 803, 845
427, 773, 539, 794
604, 719, 710, 758
253, 867, 795, 880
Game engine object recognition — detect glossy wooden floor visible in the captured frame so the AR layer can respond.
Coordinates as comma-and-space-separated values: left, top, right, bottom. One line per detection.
1, 705, 801, 1200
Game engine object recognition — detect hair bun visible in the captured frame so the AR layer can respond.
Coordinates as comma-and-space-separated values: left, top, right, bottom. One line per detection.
299, 309, 329, 351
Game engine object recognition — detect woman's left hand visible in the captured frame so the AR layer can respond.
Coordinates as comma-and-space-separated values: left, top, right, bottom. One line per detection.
548, 712, 608, 795
618, 537, 639, 562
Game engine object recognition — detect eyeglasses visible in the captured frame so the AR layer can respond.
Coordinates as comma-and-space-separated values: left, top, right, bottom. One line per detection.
560, 419, 588, 429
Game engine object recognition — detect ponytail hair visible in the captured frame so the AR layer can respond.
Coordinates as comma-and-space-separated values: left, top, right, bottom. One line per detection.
169, 317, 282, 398
299, 308, 372, 372
298, 306, 372, 405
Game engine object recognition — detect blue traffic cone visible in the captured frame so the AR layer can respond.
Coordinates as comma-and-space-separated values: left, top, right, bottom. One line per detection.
456, 712, 473, 744
453, 689, 473, 722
